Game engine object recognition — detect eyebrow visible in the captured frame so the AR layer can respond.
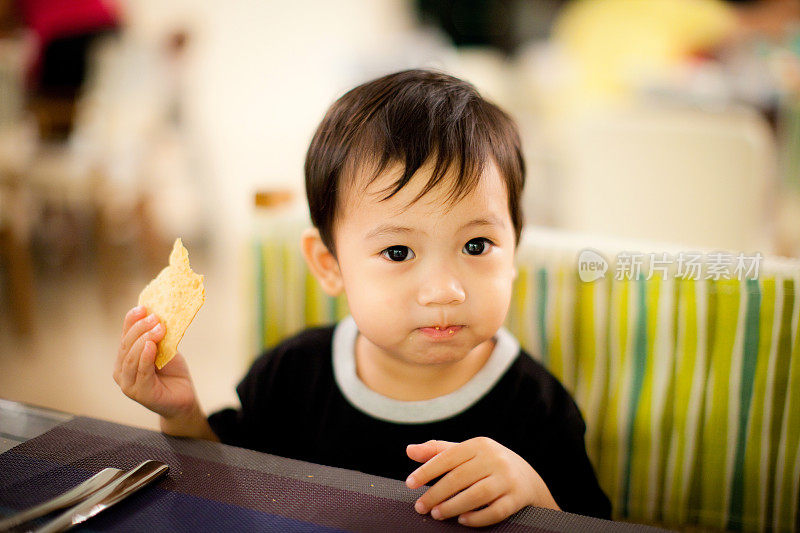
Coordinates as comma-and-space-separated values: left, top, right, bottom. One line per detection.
364, 216, 506, 240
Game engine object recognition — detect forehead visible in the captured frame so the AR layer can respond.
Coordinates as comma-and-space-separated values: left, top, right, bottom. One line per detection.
337, 160, 510, 227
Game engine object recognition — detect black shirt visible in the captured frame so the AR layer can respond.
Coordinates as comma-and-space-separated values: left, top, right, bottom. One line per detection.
208, 322, 612, 519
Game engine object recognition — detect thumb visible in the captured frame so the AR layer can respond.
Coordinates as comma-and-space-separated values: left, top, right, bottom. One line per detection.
406, 439, 455, 463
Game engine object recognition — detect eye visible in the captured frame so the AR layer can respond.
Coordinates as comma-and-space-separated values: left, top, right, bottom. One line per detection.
463, 238, 493, 256
380, 245, 415, 262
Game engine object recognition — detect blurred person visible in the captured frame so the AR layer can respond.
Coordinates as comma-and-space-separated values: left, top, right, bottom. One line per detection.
17, 0, 119, 137
113, 69, 612, 525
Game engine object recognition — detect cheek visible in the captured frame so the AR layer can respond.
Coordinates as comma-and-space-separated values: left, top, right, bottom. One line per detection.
468, 259, 516, 312
340, 263, 409, 313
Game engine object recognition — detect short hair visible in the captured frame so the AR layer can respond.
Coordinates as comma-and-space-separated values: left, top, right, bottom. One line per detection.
304, 69, 525, 255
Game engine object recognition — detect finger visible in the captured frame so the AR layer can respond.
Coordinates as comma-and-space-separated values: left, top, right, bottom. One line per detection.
121, 313, 161, 354
407, 440, 455, 463
135, 339, 159, 389
116, 316, 161, 379
415, 459, 488, 515
122, 306, 147, 336
457, 494, 520, 528
406, 441, 474, 490
119, 335, 143, 392
120, 323, 164, 391
430, 476, 500, 521
116, 311, 149, 378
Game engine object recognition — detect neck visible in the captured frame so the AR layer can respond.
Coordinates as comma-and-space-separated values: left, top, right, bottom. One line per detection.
354, 335, 495, 401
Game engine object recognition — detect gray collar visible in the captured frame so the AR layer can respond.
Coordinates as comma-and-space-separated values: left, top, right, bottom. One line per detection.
332, 316, 519, 424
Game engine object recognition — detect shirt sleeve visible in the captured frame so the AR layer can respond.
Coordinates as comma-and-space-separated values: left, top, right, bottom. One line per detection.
207, 345, 281, 449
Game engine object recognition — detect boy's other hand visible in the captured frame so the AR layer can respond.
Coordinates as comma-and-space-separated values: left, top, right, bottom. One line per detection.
113, 306, 199, 420
406, 437, 560, 527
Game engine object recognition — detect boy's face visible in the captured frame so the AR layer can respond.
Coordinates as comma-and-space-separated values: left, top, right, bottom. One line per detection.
332, 161, 517, 368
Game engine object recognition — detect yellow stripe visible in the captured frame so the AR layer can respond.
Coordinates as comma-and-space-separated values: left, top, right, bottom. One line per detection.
663, 278, 703, 526
700, 279, 740, 528
549, 268, 566, 384
597, 278, 630, 514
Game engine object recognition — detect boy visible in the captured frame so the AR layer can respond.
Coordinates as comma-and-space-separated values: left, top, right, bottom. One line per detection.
114, 69, 612, 526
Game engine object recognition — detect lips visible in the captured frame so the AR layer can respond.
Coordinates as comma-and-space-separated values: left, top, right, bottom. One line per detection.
419, 325, 463, 339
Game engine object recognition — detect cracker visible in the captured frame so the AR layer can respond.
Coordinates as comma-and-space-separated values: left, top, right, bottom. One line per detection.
138, 238, 205, 369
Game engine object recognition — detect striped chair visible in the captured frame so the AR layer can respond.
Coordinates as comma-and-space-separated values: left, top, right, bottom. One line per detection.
250, 222, 800, 532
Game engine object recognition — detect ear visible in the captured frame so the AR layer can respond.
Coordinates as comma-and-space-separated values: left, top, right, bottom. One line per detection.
300, 227, 344, 296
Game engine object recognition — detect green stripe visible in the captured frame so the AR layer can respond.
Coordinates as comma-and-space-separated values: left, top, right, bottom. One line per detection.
628, 276, 661, 520
621, 275, 648, 517
743, 278, 776, 530
537, 268, 549, 366
728, 279, 761, 530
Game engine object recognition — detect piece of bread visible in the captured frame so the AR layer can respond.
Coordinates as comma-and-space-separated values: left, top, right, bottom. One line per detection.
137, 238, 205, 369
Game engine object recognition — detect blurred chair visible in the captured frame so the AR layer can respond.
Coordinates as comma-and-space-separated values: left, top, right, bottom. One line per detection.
250, 217, 800, 532
550, 104, 777, 253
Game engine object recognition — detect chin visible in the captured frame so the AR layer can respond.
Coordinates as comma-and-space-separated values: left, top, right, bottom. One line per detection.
409, 345, 470, 366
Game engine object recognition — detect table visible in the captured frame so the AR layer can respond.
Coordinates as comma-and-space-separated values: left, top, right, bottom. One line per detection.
0, 399, 669, 532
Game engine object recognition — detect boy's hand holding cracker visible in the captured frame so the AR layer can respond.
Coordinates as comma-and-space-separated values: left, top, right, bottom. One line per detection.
114, 305, 197, 419
113, 238, 217, 440
406, 437, 560, 527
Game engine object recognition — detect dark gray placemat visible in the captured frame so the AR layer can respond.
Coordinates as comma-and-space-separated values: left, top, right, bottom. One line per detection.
1, 416, 673, 532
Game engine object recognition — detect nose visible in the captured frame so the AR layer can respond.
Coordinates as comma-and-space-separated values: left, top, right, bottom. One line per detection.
416, 265, 466, 307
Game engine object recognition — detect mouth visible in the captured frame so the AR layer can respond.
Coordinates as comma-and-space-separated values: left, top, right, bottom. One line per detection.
419, 325, 463, 339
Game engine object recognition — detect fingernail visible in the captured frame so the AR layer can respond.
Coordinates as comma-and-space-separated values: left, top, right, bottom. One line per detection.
405, 474, 416, 488
152, 323, 163, 334
414, 500, 426, 514
134, 305, 144, 313
431, 508, 441, 520
458, 516, 467, 525
146, 313, 157, 324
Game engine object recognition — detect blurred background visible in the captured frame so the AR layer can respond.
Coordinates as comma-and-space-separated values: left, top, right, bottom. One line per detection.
0, 0, 799, 429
